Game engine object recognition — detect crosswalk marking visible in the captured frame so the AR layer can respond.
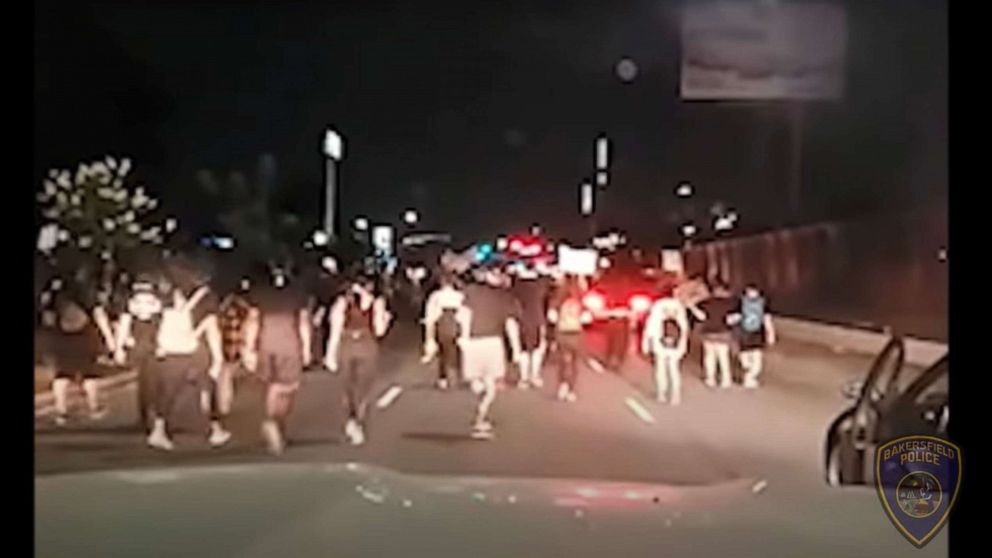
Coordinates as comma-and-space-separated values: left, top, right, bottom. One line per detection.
376, 385, 403, 409
625, 397, 656, 424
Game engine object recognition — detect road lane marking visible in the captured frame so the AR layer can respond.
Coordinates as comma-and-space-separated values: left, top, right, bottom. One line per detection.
624, 397, 656, 424
376, 385, 403, 409
587, 359, 605, 374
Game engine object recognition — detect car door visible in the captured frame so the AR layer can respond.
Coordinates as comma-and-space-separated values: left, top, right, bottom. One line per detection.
878, 355, 948, 441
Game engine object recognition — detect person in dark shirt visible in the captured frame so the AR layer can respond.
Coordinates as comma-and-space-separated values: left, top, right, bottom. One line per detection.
510, 264, 552, 389
458, 266, 522, 439
113, 275, 165, 431
49, 273, 116, 425
325, 273, 392, 446
696, 281, 736, 389
243, 265, 312, 455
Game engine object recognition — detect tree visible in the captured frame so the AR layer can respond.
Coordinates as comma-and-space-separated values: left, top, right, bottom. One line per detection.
36, 157, 170, 274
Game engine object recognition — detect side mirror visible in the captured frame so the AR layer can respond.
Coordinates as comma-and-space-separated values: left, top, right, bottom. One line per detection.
842, 381, 863, 400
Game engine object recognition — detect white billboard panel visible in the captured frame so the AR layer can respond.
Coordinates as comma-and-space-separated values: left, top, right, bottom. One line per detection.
558, 245, 598, 276
681, 1, 846, 100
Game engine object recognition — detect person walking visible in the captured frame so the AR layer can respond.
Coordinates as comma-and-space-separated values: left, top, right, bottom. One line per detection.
547, 277, 588, 402
422, 271, 465, 390
49, 269, 116, 425
325, 273, 392, 446
113, 275, 166, 431
510, 263, 552, 389
145, 256, 231, 451
643, 287, 690, 405
730, 284, 777, 389
242, 265, 312, 455
457, 266, 522, 439
696, 281, 737, 389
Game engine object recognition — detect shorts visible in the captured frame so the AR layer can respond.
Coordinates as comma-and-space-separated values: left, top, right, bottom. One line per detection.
260, 352, 303, 386
461, 337, 506, 382
51, 329, 104, 379
520, 322, 544, 352
737, 330, 766, 352
701, 331, 733, 345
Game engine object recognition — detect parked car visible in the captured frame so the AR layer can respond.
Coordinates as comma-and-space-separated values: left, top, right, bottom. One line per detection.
823, 337, 948, 487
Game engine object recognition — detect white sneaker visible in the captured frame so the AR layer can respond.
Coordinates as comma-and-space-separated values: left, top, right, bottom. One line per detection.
656, 393, 668, 404
531, 376, 544, 388
518, 380, 531, 390
345, 420, 365, 446
147, 428, 174, 451
89, 407, 108, 421
704, 378, 717, 389
743, 379, 760, 389
720, 380, 733, 389
565, 390, 577, 403
670, 395, 682, 406
436, 379, 449, 390
209, 427, 232, 448
262, 421, 284, 455
471, 420, 494, 439
54, 414, 69, 427
557, 384, 569, 401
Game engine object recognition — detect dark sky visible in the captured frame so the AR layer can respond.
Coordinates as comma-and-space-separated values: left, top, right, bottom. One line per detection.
35, 0, 947, 243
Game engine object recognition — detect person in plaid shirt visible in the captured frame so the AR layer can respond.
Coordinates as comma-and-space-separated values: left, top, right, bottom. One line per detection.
217, 278, 253, 412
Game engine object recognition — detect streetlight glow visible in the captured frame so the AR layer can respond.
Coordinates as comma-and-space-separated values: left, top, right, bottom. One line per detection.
403, 210, 419, 225
676, 183, 693, 197
313, 230, 329, 246
354, 217, 369, 231
323, 129, 343, 161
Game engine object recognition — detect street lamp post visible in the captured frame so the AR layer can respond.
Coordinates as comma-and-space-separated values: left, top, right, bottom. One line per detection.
323, 129, 344, 240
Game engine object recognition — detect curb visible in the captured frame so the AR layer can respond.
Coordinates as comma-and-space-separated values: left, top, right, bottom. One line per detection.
35, 370, 137, 417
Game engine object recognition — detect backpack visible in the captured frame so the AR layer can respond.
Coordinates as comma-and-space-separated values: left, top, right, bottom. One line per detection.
156, 287, 208, 355
557, 297, 584, 332
741, 295, 766, 334
57, 299, 90, 333
436, 308, 460, 342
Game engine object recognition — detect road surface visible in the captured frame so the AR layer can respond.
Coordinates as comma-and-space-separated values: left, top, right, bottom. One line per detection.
35, 322, 947, 556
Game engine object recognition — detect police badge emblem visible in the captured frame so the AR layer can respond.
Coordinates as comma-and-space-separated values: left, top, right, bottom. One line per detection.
876, 435, 961, 547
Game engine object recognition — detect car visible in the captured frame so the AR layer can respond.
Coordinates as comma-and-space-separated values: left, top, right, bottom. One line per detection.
823, 337, 948, 487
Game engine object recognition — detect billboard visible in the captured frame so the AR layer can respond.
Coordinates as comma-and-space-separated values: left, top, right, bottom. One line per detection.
558, 245, 598, 276
681, 1, 847, 100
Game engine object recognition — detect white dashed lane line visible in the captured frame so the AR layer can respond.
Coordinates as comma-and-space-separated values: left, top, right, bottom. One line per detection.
587, 359, 605, 374
375, 385, 404, 409
624, 397, 656, 424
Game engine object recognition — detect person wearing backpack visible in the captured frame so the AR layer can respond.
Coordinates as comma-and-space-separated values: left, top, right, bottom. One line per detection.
113, 275, 165, 431
325, 273, 393, 446
49, 274, 116, 425
642, 287, 690, 405
422, 271, 465, 390
146, 279, 231, 451
728, 284, 777, 389
696, 280, 737, 389
547, 277, 589, 402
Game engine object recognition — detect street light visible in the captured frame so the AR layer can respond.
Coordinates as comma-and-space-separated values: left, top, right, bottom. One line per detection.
681, 223, 697, 237
676, 183, 693, 198
403, 210, 419, 225
354, 217, 369, 231
312, 230, 329, 247
323, 128, 344, 239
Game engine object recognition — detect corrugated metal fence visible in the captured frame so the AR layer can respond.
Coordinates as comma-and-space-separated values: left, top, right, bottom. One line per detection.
683, 208, 947, 341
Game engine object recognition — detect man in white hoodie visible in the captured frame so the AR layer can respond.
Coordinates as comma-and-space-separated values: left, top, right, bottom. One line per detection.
642, 287, 690, 406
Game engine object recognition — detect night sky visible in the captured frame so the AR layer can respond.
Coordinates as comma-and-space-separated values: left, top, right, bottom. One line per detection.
35, 0, 947, 244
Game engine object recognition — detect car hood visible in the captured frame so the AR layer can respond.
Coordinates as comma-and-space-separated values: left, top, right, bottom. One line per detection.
35, 462, 944, 558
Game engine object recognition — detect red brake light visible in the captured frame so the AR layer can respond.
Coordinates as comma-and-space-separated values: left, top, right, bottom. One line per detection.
629, 294, 652, 313
582, 292, 606, 312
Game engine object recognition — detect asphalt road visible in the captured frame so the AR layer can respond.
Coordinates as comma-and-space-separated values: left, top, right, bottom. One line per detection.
34, 321, 948, 556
